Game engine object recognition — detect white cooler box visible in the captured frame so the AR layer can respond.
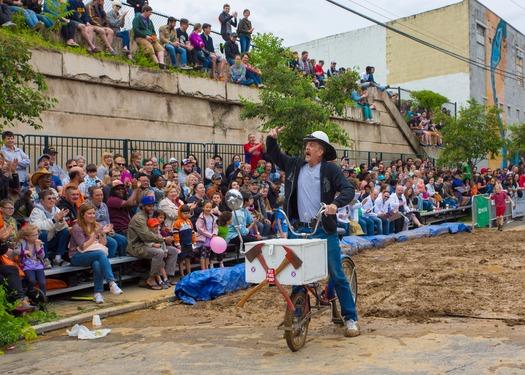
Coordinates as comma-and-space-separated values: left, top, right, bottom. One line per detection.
244, 239, 328, 285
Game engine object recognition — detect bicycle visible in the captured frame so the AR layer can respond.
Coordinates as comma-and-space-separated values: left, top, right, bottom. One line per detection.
275, 204, 358, 351
225, 189, 358, 352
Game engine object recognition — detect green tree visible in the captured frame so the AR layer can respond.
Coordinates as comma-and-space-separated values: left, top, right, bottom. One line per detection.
507, 122, 525, 160
240, 33, 358, 157
436, 98, 503, 170
411, 89, 449, 112
0, 31, 57, 129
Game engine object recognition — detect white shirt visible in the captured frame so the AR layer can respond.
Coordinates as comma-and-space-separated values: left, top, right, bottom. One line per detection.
361, 196, 377, 217
374, 194, 392, 215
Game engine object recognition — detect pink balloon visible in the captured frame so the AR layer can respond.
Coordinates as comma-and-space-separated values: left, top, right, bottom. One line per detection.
210, 236, 227, 254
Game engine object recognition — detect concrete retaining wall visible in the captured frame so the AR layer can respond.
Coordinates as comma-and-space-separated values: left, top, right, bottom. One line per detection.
16, 48, 420, 155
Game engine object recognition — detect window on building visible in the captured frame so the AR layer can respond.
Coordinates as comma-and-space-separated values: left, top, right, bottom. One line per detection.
476, 24, 486, 45
507, 106, 512, 122
517, 48, 523, 87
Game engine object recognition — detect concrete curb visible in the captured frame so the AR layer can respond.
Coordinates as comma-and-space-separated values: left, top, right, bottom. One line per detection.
34, 295, 176, 335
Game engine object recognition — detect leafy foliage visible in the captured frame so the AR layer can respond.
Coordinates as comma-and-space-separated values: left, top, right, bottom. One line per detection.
436, 98, 503, 169
411, 89, 449, 112
507, 122, 525, 160
0, 284, 37, 353
240, 33, 355, 157
40, 0, 74, 32
0, 32, 57, 130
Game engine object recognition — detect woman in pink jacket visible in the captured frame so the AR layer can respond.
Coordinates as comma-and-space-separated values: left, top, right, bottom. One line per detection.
189, 23, 212, 73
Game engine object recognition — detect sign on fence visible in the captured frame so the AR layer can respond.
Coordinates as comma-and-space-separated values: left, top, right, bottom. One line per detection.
512, 195, 525, 219
473, 195, 490, 228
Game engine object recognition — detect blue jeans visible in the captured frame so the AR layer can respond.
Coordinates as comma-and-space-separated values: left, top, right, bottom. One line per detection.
379, 218, 394, 235
366, 216, 383, 235
116, 30, 130, 50
106, 234, 127, 258
71, 251, 116, 293
24, 269, 46, 295
246, 70, 262, 85
337, 221, 350, 236
10, 6, 37, 27
164, 43, 187, 66
359, 217, 375, 236
36, 13, 52, 28
291, 226, 358, 321
40, 228, 70, 258
361, 81, 387, 91
196, 50, 212, 70
233, 78, 255, 86
239, 35, 250, 53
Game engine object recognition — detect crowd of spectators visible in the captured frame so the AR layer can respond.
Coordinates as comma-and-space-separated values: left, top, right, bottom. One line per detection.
1, 128, 524, 308
3, 1, 263, 85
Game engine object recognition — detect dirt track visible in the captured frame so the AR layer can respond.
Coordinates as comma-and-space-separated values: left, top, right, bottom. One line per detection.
4, 228, 525, 373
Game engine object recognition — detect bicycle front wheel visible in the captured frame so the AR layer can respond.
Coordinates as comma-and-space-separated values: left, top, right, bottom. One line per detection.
283, 289, 310, 352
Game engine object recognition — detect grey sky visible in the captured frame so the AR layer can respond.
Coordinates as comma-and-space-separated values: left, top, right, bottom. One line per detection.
154, 0, 525, 46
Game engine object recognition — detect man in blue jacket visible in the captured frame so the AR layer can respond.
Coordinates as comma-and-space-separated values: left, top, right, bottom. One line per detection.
266, 127, 360, 337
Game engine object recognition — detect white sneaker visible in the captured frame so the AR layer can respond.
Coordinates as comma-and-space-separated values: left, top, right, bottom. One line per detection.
110, 283, 123, 295
94, 293, 104, 304
344, 319, 361, 337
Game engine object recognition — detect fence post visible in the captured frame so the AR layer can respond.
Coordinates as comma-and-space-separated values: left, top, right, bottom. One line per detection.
123, 139, 129, 163
43, 135, 49, 150
397, 86, 401, 109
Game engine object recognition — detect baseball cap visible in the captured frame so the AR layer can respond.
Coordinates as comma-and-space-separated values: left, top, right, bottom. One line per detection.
43, 146, 57, 155
147, 218, 160, 227
480, 168, 487, 174
331, 61, 336, 64
249, 179, 259, 185
214, 162, 223, 168
141, 195, 156, 205
37, 154, 51, 163
212, 173, 222, 180
271, 178, 281, 184
182, 158, 192, 166
168, 157, 178, 163
230, 32, 238, 37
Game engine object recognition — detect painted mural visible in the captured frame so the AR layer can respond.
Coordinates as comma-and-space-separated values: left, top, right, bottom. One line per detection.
485, 12, 507, 169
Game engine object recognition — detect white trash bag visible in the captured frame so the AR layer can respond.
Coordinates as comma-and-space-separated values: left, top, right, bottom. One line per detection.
67, 324, 111, 340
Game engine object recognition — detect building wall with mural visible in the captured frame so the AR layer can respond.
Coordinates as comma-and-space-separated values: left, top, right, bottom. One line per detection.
469, 0, 525, 168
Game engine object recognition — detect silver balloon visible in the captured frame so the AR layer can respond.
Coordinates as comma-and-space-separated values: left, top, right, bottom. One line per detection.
225, 189, 243, 211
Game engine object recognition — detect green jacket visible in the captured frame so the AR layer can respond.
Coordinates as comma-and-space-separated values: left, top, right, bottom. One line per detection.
132, 13, 156, 39
126, 210, 164, 258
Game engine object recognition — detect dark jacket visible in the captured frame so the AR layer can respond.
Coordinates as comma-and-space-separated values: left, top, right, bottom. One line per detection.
132, 13, 155, 39
219, 11, 237, 41
67, 1, 91, 24
0, 173, 19, 201
128, 0, 148, 14
266, 136, 354, 234
57, 198, 78, 226
237, 18, 252, 39
224, 40, 240, 60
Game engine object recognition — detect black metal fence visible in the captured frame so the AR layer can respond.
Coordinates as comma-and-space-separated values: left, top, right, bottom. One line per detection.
14, 134, 426, 173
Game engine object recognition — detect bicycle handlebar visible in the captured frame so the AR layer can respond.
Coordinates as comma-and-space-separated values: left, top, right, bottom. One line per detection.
273, 203, 327, 238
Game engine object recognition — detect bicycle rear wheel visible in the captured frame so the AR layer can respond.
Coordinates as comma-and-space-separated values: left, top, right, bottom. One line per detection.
342, 257, 358, 304
283, 289, 310, 352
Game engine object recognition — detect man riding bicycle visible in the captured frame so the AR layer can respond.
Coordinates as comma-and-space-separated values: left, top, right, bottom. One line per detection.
266, 127, 360, 337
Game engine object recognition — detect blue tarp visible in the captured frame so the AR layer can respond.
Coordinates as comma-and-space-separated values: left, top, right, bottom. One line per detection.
437, 222, 472, 234
340, 236, 374, 255
427, 224, 451, 236
394, 226, 432, 242
175, 263, 249, 305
